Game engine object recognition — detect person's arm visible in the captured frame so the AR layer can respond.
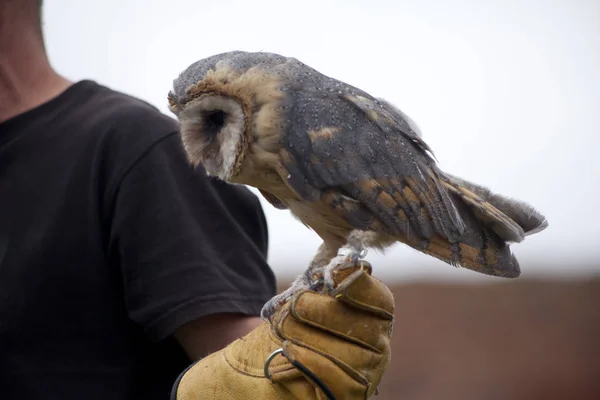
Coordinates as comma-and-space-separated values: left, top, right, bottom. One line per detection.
172, 261, 395, 400
174, 313, 262, 360
106, 125, 276, 355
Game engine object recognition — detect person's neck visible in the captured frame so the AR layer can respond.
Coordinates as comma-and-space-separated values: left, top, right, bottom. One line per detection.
0, 28, 72, 124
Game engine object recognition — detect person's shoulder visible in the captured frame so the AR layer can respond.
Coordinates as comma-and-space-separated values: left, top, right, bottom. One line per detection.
79, 80, 179, 141
70, 80, 185, 169
61, 80, 188, 190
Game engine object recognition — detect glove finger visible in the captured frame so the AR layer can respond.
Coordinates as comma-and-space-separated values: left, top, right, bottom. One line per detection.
282, 341, 370, 400
332, 268, 395, 320
275, 305, 389, 383
280, 289, 393, 354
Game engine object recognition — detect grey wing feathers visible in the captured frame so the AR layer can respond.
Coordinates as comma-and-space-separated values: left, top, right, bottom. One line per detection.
278, 86, 466, 242
376, 98, 424, 138
358, 95, 437, 161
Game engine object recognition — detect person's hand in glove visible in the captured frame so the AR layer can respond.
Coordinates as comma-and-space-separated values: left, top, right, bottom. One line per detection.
170, 261, 395, 400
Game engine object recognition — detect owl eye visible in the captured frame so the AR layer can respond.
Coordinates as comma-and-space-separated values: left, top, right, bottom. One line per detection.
203, 110, 226, 138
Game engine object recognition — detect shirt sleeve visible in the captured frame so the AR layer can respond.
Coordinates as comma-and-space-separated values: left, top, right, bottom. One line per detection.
106, 130, 277, 342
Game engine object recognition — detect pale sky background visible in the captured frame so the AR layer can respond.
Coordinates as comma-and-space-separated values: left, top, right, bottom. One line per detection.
42, 0, 600, 283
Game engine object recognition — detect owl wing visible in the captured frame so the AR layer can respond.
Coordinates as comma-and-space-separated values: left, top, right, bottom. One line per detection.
278, 91, 466, 242
258, 189, 289, 209
351, 95, 436, 160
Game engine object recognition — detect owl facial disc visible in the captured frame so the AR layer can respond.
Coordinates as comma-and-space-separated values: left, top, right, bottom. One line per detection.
177, 95, 245, 180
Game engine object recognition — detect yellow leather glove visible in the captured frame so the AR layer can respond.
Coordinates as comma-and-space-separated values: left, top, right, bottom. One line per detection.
171, 262, 395, 400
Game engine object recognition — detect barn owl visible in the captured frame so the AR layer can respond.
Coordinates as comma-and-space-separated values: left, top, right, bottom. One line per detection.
167, 51, 548, 320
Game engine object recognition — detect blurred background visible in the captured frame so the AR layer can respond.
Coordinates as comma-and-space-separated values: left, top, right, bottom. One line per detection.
43, 0, 599, 398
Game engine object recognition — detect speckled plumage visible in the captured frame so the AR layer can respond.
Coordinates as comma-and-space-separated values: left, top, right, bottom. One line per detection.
168, 51, 548, 319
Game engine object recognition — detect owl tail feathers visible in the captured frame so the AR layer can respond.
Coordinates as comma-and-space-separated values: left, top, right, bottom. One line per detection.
412, 172, 549, 278
420, 233, 522, 278
440, 173, 549, 243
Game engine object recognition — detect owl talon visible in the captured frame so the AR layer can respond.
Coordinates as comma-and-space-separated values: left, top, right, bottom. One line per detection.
260, 299, 278, 321
261, 289, 297, 321
260, 269, 316, 321
323, 246, 365, 292
308, 277, 325, 292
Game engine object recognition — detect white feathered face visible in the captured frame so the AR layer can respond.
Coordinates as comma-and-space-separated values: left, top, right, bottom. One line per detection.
170, 94, 247, 181
168, 58, 287, 187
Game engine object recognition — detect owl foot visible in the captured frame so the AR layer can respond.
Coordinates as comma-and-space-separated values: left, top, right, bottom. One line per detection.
323, 245, 368, 292
260, 268, 318, 321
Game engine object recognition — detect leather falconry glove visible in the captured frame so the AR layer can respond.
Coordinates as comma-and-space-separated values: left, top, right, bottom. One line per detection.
170, 261, 395, 400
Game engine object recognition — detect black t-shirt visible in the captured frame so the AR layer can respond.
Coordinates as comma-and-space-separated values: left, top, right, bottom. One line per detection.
0, 80, 277, 399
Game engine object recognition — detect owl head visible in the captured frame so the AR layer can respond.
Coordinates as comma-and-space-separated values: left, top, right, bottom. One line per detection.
167, 51, 290, 182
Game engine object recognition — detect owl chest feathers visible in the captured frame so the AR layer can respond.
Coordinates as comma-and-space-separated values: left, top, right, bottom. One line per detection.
232, 143, 355, 244
287, 197, 355, 243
